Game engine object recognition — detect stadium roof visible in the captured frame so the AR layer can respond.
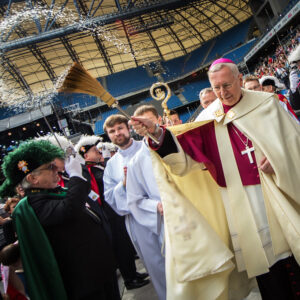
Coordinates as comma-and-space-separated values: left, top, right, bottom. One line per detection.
0, 0, 252, 107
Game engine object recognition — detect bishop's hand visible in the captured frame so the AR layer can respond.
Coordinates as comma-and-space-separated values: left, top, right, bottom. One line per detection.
258, 156, 274, 174
129, 116, 160, 138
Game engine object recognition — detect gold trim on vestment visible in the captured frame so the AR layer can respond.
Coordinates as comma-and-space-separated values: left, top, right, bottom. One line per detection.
214, 120, 270, 278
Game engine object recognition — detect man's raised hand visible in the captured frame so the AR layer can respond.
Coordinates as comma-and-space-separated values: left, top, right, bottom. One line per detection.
129, 116, 156, 137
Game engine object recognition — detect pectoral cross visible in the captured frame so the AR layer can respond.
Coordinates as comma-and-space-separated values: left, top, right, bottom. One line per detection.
241, 145, 255, 164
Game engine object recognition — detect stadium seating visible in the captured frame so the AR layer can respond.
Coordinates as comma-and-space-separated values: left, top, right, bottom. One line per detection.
0, 17, 255, 127
224, 39, 257, 64
167, 94, 184, 109
203, 18, 252, 65
94, 103, 130, 135
181, 80, 210, 103
54, 93, 97, 109
161, 40, 213, 82
106, 66, 157, 97
0, 106, 19, 120
179, 107, 198, 123
94, 108, 118, 135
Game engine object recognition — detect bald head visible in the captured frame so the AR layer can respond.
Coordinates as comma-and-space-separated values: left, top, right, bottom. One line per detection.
199, 87, 217, 109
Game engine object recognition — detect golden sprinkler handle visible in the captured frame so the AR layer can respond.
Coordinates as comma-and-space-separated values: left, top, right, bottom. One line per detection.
150, 82, 171, 120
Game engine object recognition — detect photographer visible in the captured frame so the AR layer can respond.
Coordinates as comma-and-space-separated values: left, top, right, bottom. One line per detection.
288, 44, 300, 111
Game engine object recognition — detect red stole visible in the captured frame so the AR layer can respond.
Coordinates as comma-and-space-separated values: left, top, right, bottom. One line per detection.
86, 164, 102, 205
177, 103, 260, 187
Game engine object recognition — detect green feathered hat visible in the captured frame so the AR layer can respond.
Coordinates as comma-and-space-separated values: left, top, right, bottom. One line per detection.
0, 140, 64, 197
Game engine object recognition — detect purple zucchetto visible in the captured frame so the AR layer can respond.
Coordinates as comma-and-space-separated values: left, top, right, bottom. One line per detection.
209, 58, 235, 70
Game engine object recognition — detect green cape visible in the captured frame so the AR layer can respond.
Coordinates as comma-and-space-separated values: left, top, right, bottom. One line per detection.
13, 196, 68, 300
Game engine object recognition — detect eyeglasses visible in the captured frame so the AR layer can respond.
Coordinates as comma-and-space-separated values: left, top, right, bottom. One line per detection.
37, 163, 58, 172
212, 83, 234, 92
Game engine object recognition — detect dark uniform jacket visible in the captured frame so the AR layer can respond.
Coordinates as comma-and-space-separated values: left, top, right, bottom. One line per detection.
27, 177, 115, 300
290, 88, 300, 110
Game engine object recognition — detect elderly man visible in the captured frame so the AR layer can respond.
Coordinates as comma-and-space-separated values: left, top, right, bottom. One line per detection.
194, 87, 217, 121
130, 58, 300, 300
199, 87, 217, 109
35, 133, 84, 187
243, 75, 262, 91
0, 140, 118, 300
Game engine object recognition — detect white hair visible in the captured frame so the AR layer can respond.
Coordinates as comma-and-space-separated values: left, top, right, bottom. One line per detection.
20, 176, 32, 190
199, 87, 214, 101
208, 63, 240, 78
20, 168, 41, 190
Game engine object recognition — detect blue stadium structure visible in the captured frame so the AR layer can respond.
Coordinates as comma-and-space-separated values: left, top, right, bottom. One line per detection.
0, 0, 298, 148
0, 17, 258, 135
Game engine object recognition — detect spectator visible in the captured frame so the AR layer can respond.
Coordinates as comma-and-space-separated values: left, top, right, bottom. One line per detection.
165, 109, 182, 126
259, 76, 285, 93
275, 62, 289, 88
260, 75, 298, 122
243, 75, 262, 91
288, 44, 300, 110
199, 87, 217, 109
3, 198, 19, 216
0, 196, 26, 300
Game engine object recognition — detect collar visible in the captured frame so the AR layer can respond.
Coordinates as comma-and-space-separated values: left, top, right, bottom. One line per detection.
196, 89, 272, 125
26, 186, 66, 196
118, 139, 142, 158
85, 161, 98, 166
85, 161, 105, 171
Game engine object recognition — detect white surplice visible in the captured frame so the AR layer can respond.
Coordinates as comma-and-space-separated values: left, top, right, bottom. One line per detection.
103, 139, 166, 300
126, 141, 166, 300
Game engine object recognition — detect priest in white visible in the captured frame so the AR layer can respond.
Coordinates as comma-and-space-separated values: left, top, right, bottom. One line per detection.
103, 114, 166, 300
126, 105, 166, 300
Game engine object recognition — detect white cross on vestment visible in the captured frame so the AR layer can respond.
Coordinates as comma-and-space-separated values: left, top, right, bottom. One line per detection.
241, 146, 255, 164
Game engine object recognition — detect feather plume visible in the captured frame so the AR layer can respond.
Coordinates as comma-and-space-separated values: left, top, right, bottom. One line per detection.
74, 135, 102, 153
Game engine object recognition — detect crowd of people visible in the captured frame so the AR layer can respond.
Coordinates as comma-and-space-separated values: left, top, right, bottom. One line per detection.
0, 32, 299, 300
253, 26, 300, 88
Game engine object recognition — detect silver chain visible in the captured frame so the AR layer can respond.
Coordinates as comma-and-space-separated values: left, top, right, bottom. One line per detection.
231, 126, 249, 148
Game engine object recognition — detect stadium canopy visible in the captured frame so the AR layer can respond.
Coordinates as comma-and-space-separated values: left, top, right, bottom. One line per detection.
0, 0, 252, 106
